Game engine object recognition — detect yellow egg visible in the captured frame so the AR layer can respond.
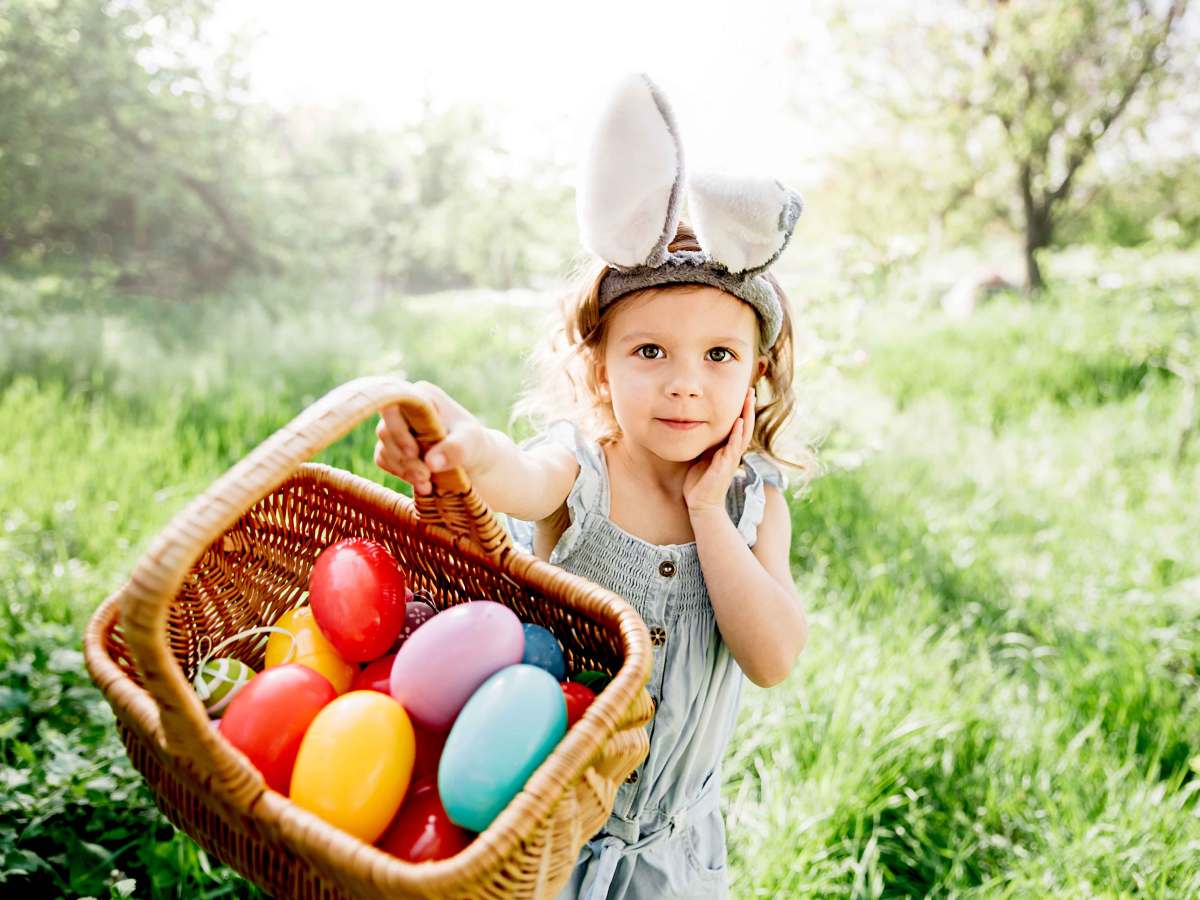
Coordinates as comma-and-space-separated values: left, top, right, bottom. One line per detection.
265, 607, 356, 694
289, 691, 416, 843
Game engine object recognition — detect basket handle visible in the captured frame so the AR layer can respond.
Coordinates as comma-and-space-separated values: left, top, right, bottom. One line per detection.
118, 375, 512, 803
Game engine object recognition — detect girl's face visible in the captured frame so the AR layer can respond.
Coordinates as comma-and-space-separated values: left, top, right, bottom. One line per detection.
599, 285, 766, 463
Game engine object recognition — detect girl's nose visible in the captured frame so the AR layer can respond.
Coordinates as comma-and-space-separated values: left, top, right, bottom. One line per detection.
665, 364, 703, 398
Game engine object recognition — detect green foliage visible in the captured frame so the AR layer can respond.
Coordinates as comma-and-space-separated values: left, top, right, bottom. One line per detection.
862, 247, 1199, 438
0, 2, 576, 296
1055, 157, 1200, 249
3, 247, 1199, 895
818, 0, 1199, 279
0, 0, 269, 291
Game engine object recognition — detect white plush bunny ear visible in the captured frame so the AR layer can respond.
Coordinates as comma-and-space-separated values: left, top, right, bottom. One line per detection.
687, 173, 803, 276
576, 73, 685, 269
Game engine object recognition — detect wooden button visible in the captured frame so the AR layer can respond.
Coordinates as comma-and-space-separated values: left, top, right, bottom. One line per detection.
649, 625, 667, 647
625, 770, 639, 784
658, 560, 676, 577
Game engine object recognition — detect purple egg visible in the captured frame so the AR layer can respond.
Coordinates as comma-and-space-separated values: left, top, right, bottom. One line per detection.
392, 600, 437, 652
389, 601, 524, 731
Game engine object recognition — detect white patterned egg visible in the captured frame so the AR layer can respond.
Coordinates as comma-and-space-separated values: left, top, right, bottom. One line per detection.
193, 657, 256, 716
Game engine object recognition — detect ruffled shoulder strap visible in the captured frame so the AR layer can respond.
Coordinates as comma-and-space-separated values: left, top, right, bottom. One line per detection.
498, 419, 606, 563
727, 451, 787, 547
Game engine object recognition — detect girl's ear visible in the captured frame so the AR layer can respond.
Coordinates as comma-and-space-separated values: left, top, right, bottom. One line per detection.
595, 359, 610, 397
754, 356, 768, 383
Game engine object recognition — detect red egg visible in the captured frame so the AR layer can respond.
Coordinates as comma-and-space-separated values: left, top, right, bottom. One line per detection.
309, 539, 407, 662
351, 653, 397, 694
561, 681, 597, 729
377, 778, 475, 863
218, 664, 337, 794
411, 721, 449, 783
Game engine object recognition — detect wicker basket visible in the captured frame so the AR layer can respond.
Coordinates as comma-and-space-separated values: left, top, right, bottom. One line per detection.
82, 376, 653, 899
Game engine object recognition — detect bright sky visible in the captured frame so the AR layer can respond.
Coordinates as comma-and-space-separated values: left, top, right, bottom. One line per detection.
222, 0, 843, 184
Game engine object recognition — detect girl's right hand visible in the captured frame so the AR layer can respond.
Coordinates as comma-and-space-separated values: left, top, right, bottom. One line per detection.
374, 381, 491, 496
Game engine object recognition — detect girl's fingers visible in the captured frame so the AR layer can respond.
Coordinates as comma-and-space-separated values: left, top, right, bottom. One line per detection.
743, 390, 756, 451
374, 441, 433, 489
426, 428, 474, 471
713, 421, 741, 472
379, 406, 420, 457
425, 438, 456, 472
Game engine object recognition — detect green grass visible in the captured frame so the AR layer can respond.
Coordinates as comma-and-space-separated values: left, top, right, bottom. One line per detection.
2, 247, 1198, 897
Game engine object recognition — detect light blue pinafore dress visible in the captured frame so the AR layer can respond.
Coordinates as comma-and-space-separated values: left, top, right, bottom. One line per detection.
501, 419, 786, 900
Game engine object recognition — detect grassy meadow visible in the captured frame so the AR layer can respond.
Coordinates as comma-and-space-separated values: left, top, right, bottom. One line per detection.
2, 247, 1198, 897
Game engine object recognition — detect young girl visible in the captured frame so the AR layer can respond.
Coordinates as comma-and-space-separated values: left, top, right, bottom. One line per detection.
374, 74, 811, 900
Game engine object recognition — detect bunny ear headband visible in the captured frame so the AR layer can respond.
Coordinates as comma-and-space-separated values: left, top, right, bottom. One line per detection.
576, 73, 803, 347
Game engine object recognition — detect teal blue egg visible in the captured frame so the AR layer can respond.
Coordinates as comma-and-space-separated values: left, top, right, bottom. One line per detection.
438, 664, 567, 832
520, 623, 566, 681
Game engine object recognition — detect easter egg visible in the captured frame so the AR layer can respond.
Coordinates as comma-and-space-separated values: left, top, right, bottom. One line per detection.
218, 664, 337, 794
561, 681, 597, 729
391, 599, 437, 653
309, 539, 407, 662
290, 691, 416, 844
350, 653, 396, 694
377, 778, 474, 863
389, 601, 524, 731
265, 606, 356, 694
573, 670, 612, 693
438, 664, 567, 832
520, 623, 566, 681
412, 721, 449, 783
193, 657, 255, 716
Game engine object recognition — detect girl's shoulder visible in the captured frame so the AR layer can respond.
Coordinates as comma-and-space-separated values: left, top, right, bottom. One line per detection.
502, 419, 605, 561
739, 451, 787, 491
729, 451, 787, 547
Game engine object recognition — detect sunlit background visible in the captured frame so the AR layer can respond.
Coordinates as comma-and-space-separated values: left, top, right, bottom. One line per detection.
3, 0, 1199, 896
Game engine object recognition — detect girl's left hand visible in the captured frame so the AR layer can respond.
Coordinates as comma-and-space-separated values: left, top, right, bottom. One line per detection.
684, 387, 755, 515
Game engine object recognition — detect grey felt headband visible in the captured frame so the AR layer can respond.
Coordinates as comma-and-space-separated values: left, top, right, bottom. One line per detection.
576, 73, 803, 346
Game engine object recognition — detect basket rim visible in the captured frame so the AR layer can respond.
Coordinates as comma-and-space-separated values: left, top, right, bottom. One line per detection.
86, 461, 653, 893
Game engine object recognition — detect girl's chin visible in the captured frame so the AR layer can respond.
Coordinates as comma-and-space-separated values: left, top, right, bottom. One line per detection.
649, 432, 714, 459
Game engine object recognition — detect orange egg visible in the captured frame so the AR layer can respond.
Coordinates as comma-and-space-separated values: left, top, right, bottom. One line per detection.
265, 607, 356, 694
290, 691, 416, 843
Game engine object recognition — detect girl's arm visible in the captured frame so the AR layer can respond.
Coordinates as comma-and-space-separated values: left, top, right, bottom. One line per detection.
375, 381, 578, 522
684, 388, 808, 688
690, 484, 807, 688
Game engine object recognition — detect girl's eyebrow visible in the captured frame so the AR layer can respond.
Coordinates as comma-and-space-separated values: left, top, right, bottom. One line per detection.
619, 331, 750, 349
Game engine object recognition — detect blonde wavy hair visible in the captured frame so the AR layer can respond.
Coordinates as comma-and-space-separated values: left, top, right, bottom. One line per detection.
510, 222, 821, 490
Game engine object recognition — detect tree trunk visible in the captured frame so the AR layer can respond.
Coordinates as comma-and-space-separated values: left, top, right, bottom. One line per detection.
1023, 227, 1045, 295
1018, 163, 1050, 296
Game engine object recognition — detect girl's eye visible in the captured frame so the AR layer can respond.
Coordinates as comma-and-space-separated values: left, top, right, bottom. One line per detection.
635, 345, 663, 360
707, 347, 735, 363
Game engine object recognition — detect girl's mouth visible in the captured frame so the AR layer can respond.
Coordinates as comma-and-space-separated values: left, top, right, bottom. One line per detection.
656, 419, 704, 430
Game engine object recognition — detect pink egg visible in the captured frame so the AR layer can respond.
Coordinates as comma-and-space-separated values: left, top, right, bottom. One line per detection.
389, 601, 524, 731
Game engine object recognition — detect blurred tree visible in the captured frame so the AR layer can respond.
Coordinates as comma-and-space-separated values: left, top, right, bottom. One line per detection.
0, 0, 278, 293
0, 0, 576, 297
264, 96, 575, 299
814, 0, 1195, 293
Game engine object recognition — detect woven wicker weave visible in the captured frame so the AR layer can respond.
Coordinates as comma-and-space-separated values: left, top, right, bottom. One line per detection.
83, 376, 653, 899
